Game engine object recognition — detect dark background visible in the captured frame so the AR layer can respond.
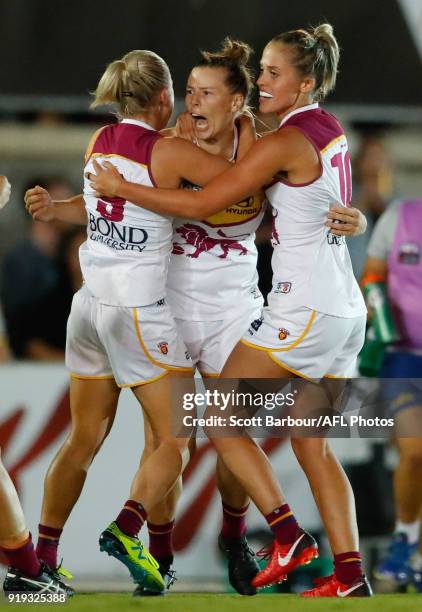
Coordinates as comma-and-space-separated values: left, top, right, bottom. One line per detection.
1, 0, 421, 107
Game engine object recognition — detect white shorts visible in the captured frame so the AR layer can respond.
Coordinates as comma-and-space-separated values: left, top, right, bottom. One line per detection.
66, 285, 193, 387
241, 304, 366, 379
175, 306, 262, 376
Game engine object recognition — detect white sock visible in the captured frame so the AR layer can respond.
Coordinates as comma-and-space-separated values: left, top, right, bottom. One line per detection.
411, 552, 422, 571
395, 519, 420, 545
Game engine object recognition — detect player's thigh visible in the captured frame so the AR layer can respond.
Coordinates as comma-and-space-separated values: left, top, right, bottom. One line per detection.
201, 308, 263, 376
69, 377, 120, 445
66, 285, 114, 380
327, 316, 366, 377
174, 318, 205, 371
99, 300, 193, 388
133, 371, 193, 446
221, 340, 290, 379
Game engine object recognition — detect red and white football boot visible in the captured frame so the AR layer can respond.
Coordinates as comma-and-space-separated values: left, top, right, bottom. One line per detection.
301, 573, 373, 597
252, 528, 318, 588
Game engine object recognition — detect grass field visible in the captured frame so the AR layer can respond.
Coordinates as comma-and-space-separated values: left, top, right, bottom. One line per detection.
1, 593, 420, 611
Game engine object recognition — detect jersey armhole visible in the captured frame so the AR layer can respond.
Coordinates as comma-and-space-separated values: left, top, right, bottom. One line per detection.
146, 133, 162, 187
84, 126, 108, 164
279, 124, 323, 187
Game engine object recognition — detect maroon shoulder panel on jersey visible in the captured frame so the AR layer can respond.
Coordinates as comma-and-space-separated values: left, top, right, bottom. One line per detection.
282, 108, 344, 152
91, 123, 161, 168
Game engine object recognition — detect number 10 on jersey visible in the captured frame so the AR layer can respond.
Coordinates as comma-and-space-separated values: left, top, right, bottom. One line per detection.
331, 151, 352, 206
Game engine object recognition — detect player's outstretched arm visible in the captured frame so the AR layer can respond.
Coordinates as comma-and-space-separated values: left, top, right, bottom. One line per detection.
25, 187, 87, 225
90, 131, 289, 220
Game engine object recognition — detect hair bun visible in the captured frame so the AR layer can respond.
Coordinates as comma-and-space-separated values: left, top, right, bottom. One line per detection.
202, 37, 253, 66
313, 23, 334, 44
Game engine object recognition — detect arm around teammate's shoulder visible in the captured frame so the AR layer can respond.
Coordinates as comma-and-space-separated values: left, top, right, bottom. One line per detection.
89, 130, 296, 219
151, 136, 231, 188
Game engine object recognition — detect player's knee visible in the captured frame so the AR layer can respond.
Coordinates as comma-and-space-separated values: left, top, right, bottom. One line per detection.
155, 435, 189, 454
291, 437, 329, 465
67, 428, 107, 459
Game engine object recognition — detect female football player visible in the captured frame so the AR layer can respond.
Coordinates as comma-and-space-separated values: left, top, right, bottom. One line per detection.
24, 48, 242, 594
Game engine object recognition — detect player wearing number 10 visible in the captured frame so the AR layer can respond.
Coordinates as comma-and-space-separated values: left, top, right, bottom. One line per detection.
90, 24, 371, 598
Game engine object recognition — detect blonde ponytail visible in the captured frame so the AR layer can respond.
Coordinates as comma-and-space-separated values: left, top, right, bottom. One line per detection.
91, 50, 171, 116
272, 23, 340, 100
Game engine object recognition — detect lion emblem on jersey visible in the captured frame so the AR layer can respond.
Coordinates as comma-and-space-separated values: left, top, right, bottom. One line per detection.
278, 328, 290, 341
175, 224, 248, 259
158, 342, 169, 355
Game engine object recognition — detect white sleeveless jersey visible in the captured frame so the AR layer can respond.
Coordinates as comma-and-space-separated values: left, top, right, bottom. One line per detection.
80, 119, 173, 307
167, 128, 266, 320
266, 103, 366, 318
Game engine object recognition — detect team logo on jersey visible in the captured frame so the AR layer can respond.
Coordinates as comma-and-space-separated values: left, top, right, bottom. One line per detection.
278, 328, 290, 341
175, 224, 248, 259
158, 342, 169, 355
274, 282, 292, 294
247, 316, 264, 335
398, 242, 420, 265
172, 243, 185, 255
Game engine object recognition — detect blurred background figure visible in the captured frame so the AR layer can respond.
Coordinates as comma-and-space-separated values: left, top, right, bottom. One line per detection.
347, 131, 395, 279
0, 177, 83, 361
361, 198, 422, 592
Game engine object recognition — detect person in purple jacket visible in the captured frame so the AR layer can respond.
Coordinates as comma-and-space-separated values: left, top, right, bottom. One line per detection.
361, 198, 422, 590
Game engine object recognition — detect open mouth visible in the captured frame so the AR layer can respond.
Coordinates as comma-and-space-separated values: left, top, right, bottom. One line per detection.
259, 91, 273, 99
191, 113, 209, 130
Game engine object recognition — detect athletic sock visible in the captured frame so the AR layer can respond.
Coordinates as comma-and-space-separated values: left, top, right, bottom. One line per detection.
115, 500, 147, 538
1, 534, 41, 577
147, 521, 174, 559
265, 503, 299, 545
36, 524, 62, 569
220, 502, 249, 540
395, 519, 420, 545
334, 551, 362, 584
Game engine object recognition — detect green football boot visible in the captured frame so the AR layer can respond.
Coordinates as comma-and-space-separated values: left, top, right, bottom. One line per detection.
99, 522, 165, 593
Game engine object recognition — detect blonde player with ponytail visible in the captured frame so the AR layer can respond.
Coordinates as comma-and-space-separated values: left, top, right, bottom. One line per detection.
24, 49, 242, 595
90, 25, 373, 598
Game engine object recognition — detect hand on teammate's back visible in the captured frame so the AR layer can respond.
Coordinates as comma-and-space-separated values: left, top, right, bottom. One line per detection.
326, 206, 367, 237
89, 160, 123, 198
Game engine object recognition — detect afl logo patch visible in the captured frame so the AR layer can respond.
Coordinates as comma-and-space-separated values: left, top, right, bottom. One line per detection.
158, 342, 169, 355
278, 328, 290, 341
274, 282, 292, 294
